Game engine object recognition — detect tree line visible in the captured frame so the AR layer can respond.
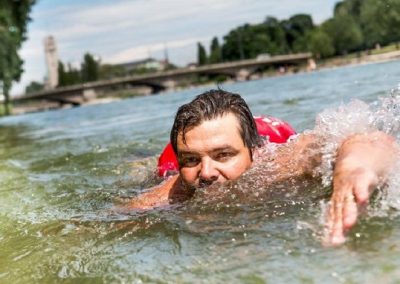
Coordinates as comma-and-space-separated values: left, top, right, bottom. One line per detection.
26, 53, 169, 92
0, 0, 35, 115
26, 52, 100, 92
197, 0, 400, 64
3, 0, 400, 114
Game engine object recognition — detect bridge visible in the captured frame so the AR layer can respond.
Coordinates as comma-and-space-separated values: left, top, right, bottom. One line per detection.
12, 53, 313, 107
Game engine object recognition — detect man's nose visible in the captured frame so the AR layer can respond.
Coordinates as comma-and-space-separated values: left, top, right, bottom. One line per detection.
199, 157, 219, 181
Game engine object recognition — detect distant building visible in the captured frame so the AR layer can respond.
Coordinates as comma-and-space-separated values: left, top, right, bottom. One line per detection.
43, 36, 59, 89
186, 62, 198, 69
113, 58, 165, 73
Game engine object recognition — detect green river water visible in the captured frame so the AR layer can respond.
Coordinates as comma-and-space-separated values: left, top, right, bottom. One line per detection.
1, 61, 400, 283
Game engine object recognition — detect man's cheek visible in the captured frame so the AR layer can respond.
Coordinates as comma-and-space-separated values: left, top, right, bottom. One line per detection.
179, 169, 197, 185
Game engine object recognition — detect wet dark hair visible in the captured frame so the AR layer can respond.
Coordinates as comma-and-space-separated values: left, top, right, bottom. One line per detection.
170, 89, 261, 159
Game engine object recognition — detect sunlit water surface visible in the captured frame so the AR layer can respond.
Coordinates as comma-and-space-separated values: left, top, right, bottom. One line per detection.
2, 61, 400, 283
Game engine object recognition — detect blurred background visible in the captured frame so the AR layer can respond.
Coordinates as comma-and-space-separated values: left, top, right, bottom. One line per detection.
2, 0, 400, 115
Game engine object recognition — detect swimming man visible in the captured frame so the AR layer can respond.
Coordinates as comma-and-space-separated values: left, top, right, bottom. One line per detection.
125, 89, 398, 245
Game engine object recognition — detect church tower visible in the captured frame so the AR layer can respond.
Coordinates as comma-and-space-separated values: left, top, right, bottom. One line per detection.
44, 36, 59, 89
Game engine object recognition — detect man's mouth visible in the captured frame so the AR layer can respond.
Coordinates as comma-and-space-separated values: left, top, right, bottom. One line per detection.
198, 179, 216, 188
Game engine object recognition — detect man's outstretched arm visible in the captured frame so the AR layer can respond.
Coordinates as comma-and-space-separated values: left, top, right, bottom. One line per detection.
325, 132, 398, 245
272, 131, 398, 245
122, 174, 181, 210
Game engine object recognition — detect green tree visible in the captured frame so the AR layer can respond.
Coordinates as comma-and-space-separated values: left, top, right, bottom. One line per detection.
221, 28, 245, 61
25, 81, 43, 94
359, 0, 400, 48
263, 16, 288, 54
81, 52, 99, 82
281, 14, 314, 51
322, 14, 363, 55
0, 0, 36, 115
226, 21, 291, 60
334, 0, 363, 19
66, 63, 81, 85
99, 64, 126, 79
306, 28, 335, 58
57, 61, 67, 87
197, 42, 207, 65
209, 37, 222, 63
222, 22, 284, 60
57, 61, 82, 86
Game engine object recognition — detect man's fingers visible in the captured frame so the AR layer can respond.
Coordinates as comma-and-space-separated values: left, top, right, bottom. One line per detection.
328, 196, 346, 245
353, 169, 378, 204
343, 194, 358, 229
353, 179, 371, 204
326, 173, 376, 246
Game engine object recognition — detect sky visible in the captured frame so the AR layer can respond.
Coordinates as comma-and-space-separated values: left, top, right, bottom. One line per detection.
12, 0, 340, 95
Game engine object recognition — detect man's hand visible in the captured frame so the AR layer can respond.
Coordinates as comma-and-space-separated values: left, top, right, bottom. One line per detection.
326, 166, 378, 245
324, 132, 397, 245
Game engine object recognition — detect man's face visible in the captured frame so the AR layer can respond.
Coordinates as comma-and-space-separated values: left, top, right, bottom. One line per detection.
176, 112, 253, 188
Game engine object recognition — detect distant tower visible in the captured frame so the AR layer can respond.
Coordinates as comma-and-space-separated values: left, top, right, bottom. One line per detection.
163, 42, 169, 70
163, 42, 169, 64
43, 36, 59, 89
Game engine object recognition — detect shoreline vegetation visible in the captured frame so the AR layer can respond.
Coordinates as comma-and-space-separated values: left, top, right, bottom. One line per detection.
9, 46, 400, 116
4, 0, 400, 115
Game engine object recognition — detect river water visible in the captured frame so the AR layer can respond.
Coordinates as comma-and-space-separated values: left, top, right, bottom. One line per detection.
1, 61, 400, 283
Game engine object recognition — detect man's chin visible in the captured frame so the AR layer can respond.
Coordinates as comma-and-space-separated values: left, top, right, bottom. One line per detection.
194, 180, 225, 190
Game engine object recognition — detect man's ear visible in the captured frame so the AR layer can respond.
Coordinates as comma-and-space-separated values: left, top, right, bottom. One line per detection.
250, 147, 257, 162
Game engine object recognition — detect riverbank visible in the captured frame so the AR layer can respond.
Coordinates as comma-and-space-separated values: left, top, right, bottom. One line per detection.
3, 61, 400, 283
319, 49, 400, 69
9, 48, 400, 116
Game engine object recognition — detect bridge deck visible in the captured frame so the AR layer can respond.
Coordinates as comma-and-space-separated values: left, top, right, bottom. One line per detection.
13, 53, 312, 102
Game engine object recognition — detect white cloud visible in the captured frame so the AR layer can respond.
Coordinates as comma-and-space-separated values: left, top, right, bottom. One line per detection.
12, 0, 339, 95
104, 37, 210, 64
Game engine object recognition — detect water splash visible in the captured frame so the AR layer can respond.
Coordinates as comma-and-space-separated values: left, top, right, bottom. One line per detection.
186, 92, 400, 240
313, 92, 400, 185
312, 92, 400, 223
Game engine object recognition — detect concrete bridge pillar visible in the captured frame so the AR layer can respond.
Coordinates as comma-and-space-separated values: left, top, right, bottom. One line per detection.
307, 58, 317, 71
83, 88, 97, 101
148, 84, 166, 94
235, 68, 251, 81
162, 79, 177, 91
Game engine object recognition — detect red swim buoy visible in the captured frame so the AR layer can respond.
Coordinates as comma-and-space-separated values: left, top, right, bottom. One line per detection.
253, 116, 296, 144
158, 143, 179, 177
157, 116, 296, 177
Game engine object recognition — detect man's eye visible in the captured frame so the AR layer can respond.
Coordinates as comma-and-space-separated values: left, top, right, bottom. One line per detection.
215, 152, 234, 161
180, 157, 200, 167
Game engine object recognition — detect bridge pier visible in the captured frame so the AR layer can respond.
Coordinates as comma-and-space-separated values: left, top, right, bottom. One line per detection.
162, 79, 177, 91
146, 83, 166, 94
12, 53, 313, 108
307, 58, 317, 71
235, 68, 251, 81
83, 88, 97, 101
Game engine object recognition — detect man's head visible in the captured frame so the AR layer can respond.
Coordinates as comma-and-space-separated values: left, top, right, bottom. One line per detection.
170, 89, 261, 188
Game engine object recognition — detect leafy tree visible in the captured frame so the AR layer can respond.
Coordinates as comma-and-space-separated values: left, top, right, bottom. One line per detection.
57, 61, 81, 86
197, 42, 207, 65
209, 37, 222, 63
99, 64, 126, 79
281, 14, 314, 51
57, 61, 67, 87
65, 63, 81, 85
224, 20, 293, 60
0, 0, 36, 115
306, 28, 335, 58
334, 0, 363, 19
263, 16, 288, 54
221, 14, 314, 61
359, 0, 400, 48
322, 14, 363, 55
221, 28, 245, 61
81, 52, 99, 82
25, 81, 43, 94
